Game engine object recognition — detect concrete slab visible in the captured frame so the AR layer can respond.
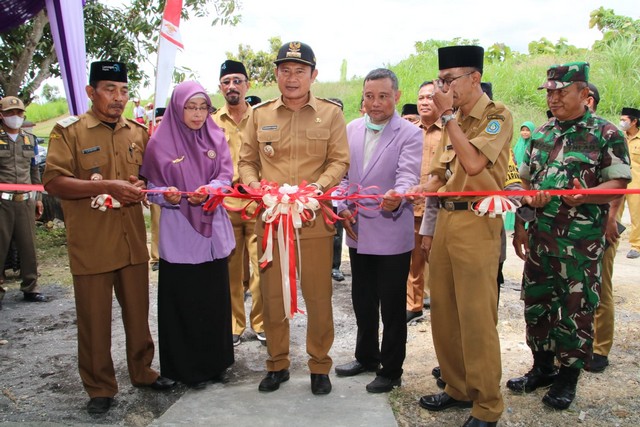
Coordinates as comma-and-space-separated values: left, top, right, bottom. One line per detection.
152, 374, 397, 427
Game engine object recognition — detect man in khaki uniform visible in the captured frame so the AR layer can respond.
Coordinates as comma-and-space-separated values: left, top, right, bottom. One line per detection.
43, 61, 174, 415
416, 46, 512, 427
213, 59, 265, 347
0, 96, 46, 307
406, 81, 442, 322
239, 41, 349, 395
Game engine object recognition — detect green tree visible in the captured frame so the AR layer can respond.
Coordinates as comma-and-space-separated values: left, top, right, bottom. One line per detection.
0, 0, 241, 105
486, 43, 514, 63
226, 36, 281, 86
41, 82, 60, 102
590, 6, 640, 48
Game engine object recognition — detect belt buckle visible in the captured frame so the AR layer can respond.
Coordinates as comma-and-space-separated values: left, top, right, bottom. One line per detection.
444, 201, 454, 211
14, 194, 24, 202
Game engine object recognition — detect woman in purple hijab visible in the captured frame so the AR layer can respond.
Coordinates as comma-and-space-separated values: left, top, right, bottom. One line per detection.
141, 81, 235, 389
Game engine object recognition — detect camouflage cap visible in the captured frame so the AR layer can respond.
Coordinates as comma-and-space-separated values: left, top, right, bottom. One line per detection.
0, 96, 25, 112
538, 61, 589, 90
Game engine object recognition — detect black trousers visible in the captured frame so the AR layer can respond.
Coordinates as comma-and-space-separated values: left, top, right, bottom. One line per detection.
332, 207, 344, 270
349, 249, 411, 380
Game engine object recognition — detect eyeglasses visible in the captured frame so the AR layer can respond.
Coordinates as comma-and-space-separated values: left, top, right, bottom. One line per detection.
184, 106, 212, 113
220, 78, 247, 87
437, 71, 475, 88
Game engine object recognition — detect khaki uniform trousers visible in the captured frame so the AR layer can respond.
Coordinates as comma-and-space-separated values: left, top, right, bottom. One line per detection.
593, 204, 624, 356
0, 198, 39, 299
149, 204, 160, 264
429, 209, 503, 422
228, 210, 263, 336
628, 193, 640, 251
258, 235, 334, 374
407, 216, 429, 312
73, 262, 158, 398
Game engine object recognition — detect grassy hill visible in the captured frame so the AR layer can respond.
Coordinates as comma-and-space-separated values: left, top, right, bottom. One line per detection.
30, 38, 639, 144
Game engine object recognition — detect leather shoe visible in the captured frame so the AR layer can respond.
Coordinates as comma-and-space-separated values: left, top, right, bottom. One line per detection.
147, 376, 176, 390
418, 392, 473, 412
366, 375, 401, 393
432, 366, 441, 379
331, 269, 345, 282
506, 367, 557, 393
258, 369, 290, 392
335, 360, 378, 377
436, 377, 446, 389
310, 373, 332, 395
23, 292, 47, 302
584, 353, 609, 373
462, 416, 497, 426
87, 397, 113, 414
406, 310, 423, 323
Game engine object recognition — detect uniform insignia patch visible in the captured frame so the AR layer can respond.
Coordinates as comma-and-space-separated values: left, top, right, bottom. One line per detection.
56, 116, 79, 128
487, 114, 505, 121
485, 120, 501, 135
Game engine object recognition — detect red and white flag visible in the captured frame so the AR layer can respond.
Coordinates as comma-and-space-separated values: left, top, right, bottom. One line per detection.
153, 0, 183, 110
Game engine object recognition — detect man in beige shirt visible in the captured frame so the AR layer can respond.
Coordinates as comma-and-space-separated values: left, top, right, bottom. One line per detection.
239, 41, 349, 396
213, 59, 265, 347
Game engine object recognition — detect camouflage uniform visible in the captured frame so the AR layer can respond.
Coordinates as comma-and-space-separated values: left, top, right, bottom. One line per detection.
519, 109, 631, 368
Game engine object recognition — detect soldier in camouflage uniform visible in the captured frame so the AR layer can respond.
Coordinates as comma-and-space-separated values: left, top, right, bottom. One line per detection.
508, 62, 631, 410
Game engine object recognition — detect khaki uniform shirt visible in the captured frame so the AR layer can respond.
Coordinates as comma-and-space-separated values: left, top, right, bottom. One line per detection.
213, 102, 255, 212
428, 93, 513, 201
0, 129, 40, 187
627, 131, 640, 189
414, 121, 442, 216
42, 111, 149, 275
238, 94, 350, 238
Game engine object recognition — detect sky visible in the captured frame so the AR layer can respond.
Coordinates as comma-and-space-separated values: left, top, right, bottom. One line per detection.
43, 0, 637, 100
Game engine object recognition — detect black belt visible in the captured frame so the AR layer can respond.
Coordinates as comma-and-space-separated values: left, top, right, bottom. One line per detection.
438, 200, 470, 211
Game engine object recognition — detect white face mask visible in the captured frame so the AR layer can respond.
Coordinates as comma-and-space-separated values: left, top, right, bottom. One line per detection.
619, 120, 631, 131
2, 115, 24, 130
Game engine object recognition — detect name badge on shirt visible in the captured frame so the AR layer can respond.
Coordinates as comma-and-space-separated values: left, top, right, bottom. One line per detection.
82, 146, 101, 154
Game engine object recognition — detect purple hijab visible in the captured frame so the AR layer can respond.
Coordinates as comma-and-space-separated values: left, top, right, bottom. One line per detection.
141, 81, 232, 238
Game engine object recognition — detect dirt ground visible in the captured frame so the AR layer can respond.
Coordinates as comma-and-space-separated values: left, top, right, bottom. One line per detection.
0, 217, 639, 426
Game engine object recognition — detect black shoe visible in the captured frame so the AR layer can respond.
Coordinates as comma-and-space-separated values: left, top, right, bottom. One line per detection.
366, 375, 401, 393
506, 366, 557, 393
584, 353, 609, 373
151, 262, 159, 272
335, 360, 378, 377
147, 376, 176, 390
258, 369, 290, 392
418, 392, 473, 412
423, 297, 431, 309
542, 366, 580, 410
311, 374, 332, 395
188, 381, 207, 390
432, 366, 441, 379
331, 269, 345, 282
436, 377, 446, 389
462, 416, 497, 427
232, 334, 241, 346
406, 310, 423, 323
87, 397, 113, 414
23, 292, 47, 302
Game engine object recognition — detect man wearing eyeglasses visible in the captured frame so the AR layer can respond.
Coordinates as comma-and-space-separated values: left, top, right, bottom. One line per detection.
239, 41, 349, 396
415, 46, 512, 427
213, 60, 266, 349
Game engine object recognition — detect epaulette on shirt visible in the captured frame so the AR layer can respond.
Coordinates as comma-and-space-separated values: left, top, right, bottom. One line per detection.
252, 99, 277, 110
126, 117, 148, 129
318, 97, 343, 109
56, 116, 79, 128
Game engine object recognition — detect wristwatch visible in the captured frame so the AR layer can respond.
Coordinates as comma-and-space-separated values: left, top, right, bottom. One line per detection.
441, 113, 456, 127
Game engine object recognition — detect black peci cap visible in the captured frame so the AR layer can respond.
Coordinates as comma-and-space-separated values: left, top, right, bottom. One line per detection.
621, 107, 640, 119
274, 41, 316, 68
438, 46, 484, 72
401, 103, 418, 116
89, 61, 127, 84
220, 60, 248, 80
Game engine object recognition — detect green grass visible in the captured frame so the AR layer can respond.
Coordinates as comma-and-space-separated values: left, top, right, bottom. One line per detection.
26, 99, 69, 123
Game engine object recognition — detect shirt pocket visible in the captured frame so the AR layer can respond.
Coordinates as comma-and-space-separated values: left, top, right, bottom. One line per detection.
0, 144, 11, 158
78, 145, 108, 175
21, 144, 36, 159
257, 129, 281, 161
305, 128, 330, 157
